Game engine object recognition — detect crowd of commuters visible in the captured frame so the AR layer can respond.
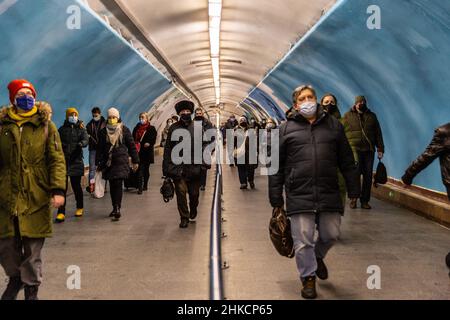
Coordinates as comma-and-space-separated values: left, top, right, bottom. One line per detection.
0, 79, 448, 300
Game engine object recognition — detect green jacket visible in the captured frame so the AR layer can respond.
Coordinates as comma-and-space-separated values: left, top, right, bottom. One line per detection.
0, 102, 66, 239
341, 106, 385, 161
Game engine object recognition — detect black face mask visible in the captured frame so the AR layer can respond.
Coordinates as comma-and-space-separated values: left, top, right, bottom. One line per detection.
180, 114, 192, 124
240, 122, 248, 128
322, 103, 336, 113
194, 116, 203, 121
358, 104, 368, 112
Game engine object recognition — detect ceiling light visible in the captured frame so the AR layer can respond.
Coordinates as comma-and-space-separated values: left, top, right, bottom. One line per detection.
209, 0, 222, 105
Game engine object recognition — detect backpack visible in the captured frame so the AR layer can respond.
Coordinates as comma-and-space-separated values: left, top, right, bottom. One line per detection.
373, 160, 388, 187
269, 207, 295, 258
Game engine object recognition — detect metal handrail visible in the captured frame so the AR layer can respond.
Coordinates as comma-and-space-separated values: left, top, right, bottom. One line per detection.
209, 133, 224, 300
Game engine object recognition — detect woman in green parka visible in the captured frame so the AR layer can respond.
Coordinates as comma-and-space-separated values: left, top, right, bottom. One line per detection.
0, 79, 66, 300
321, 93, 348, 209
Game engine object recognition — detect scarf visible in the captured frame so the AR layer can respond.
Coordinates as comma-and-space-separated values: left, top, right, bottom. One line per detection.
135, 122, 149, 143
7, 106, 38, 127
106, 122, 123, 147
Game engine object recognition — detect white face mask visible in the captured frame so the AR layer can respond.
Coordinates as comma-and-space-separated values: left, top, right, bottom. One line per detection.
298, 101, 317, 119
93, 115, 101, 121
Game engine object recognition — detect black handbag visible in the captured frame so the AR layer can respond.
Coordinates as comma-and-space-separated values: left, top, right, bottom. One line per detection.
269, 207, 295, 258
374, 160, 388, 187
160, 177, 175, 203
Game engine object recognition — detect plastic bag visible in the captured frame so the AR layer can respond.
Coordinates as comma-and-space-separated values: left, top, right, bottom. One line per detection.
93, 170, 106, 199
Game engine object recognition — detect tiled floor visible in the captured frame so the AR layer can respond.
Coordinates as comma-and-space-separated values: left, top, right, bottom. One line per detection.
1, 158, 449, 300
221, 165, 450, 300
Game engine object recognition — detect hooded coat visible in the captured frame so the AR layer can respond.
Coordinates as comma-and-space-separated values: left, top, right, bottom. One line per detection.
0, 102, 66, 238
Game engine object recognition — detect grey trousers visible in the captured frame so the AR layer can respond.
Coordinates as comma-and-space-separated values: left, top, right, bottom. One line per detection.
290, 212, 341, 279
0, 236, 45, 286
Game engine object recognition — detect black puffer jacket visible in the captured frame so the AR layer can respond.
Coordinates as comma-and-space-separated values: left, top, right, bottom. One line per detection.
403, 122, 450, 193
162, 120, 210, 181
269, 107, 360, 215
58, 120, 89, 176
97, 123, 139, 180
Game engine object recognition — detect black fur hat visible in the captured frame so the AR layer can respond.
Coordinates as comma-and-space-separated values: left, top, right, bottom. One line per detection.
175, 100, 194, 115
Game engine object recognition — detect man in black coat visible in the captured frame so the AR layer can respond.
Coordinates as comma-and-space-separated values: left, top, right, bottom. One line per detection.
163, 101, 208, 228
269, 85, 360, 299
86, 107, 106, 193
194, 108, 214, 191
132, 112, 157, 194
402, 122, 450, 200
56, 108, 89, 222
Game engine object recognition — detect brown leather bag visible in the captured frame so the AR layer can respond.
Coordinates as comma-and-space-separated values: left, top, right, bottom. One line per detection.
269, 207, 295, 258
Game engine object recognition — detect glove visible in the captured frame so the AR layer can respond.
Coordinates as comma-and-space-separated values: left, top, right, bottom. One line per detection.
132, 163, 139, 172
401, 173, 413, 186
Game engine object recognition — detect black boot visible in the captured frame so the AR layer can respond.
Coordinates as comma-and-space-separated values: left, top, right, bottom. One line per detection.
179, 219, 189, 228
249, 181, 255, 189
301, 276, 317, 299
316, 258, 329, 280
1, 276, 23, 300
109, 205, 118, 218
24, 285, 39, 300
112, 207, 121, 222
189, 208, 198, 221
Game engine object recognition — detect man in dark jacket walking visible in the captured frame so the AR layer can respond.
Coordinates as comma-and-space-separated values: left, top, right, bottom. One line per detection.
269, 85, 360, 299
86, 107, 106, 193
341, 96, 384, 209
401, 122, 450, 200
163, 101, 208, 228
56, 108, 89, 223
194, 108, 214, 191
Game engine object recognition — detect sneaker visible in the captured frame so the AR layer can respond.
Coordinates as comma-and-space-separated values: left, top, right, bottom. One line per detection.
316, 258, 328, 280
1, 276, 23, 300
75, 208, 84, 218
361, 202, 372, 210
301, 276, 317, 299
240, 184, 248, 190
349, 199, 357, 209
55, 213, 65, 223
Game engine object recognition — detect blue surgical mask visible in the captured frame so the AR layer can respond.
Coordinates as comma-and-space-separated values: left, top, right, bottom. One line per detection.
68, 116, 78, 124
298, 101, 317, 119
15, 95, 35, 111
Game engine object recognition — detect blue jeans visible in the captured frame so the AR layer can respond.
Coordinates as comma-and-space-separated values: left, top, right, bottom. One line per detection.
290, 213, 341, 279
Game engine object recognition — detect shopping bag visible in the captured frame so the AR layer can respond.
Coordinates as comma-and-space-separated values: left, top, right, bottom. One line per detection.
93, 170, 106, 199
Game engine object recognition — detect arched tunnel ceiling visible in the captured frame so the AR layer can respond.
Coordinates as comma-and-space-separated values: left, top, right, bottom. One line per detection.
92, 0, 336, 111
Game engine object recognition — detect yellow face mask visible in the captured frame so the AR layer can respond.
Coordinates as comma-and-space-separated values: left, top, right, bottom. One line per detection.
108, 118, 118, 125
